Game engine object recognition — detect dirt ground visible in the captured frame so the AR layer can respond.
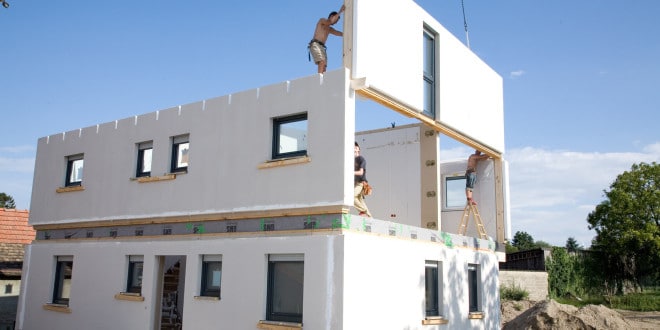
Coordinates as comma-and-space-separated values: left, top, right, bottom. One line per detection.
501, 299, 660, 329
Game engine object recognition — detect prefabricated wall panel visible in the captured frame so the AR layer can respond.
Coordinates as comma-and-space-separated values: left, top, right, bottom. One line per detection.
29, 70, 354, 225
19, 230, 500, 330
350, 0, 505, 153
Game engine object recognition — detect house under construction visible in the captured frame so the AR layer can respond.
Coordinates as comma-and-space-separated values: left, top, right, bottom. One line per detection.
17, 0, 510, 329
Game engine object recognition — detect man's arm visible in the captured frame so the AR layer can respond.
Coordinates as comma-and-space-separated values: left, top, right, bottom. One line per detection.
329, 27, 343, 37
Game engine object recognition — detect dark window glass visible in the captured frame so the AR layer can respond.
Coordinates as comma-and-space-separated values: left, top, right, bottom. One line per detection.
266, 258, 304, 323
423, 29, 436, 119
468, 264, 479, 312
127, 257, 143, 294
201, 258, 222, 297
53, 257, 73, 305
425, 261, 439, 316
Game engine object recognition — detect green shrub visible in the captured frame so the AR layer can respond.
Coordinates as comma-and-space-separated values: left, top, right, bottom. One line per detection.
500, 283, 529, 301
609, 291, 660, 311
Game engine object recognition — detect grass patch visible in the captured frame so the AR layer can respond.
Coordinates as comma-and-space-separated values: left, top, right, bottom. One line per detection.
608, 291, 660, 311
500, 283, 529, 301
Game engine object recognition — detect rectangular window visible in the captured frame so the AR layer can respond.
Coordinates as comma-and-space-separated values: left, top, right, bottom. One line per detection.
272, 113, 308, 159
5, 283, 12, 294
266, 254, 304, 323
65, 154, 84, 187
468, 264, 481, 312
136, 141, 153, 177
425, 261, 443, 317
445, 176, 467, 209
423, 28, 436, 119
53, 256, 73, 305
126, 255, 144, 294
171, 134, 190, 172
200, 255, 222, 298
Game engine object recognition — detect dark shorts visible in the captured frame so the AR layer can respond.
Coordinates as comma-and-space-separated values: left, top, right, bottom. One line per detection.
466, 172, 477, 191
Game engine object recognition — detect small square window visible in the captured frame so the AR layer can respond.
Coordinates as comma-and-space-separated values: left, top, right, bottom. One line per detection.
200, 255, 222, 298
468, 264, 481, 312
4, 283, 12, 294
171, 135, 189, 173
65, 154, 84, 187
126, 255, 143, 294
272, 113, 307, 159
53, 256, 73, 306
445, 176, 467, 209
136, 141, 153, 177
266, 254, 304, 323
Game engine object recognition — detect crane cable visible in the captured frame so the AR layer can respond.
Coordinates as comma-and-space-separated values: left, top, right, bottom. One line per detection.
461, 0, 470, 49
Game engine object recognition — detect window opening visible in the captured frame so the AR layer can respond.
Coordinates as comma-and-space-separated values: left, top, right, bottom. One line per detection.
200, 255, 222, 298
65, 154, 84, 187
445, 176, 467, 209
53, 256, 73, 305
171, 135, 190, 172
423, 28, 436, 119
136, 141, 153, 177
127, 255, 144, 294
272, 113, 308, 159
266, 254, 304, 323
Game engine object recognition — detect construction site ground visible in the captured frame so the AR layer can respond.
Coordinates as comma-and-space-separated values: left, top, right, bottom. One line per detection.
501, 299, 660, 329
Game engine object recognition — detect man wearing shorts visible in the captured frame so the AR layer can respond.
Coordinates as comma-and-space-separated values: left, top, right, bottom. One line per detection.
465, 150, 490, 205
309, 4, 345, 73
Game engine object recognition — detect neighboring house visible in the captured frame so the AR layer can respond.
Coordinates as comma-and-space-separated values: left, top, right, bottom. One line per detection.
499, 248, 552, 301
18, 1, 509, 329
0, 208, 35, 330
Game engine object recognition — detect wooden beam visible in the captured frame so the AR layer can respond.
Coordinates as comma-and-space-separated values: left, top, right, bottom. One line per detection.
355, 87, 502, 159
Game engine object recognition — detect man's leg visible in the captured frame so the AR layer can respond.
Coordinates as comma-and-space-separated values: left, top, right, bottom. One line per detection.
318, 60, 326, 73
354, 183, 372, 217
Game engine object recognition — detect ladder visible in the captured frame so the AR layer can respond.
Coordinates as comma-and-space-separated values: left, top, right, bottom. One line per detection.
458, 203, 488, 239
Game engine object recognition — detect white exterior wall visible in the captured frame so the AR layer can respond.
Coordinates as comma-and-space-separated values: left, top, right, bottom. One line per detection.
342, 231, 500, 329
350, 0, 504, 153
29, 70, 354, 225
18, 230, 499, 330
18, 234, 346, 330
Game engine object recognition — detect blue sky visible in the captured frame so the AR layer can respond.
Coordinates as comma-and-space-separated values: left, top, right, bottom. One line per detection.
1, 1, 658, 247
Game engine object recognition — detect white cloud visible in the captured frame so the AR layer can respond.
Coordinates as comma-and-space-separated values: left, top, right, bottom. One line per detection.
509, 70, 525, 79
505, 144, 659, 247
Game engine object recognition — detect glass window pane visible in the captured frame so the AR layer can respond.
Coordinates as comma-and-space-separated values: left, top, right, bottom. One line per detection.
128, 261, 143, 292
279, 120, 307, 154
177, 142, 189, 167
141, 148, 152, 173
271, 261, 304, 315
423, 79, 434, 116
423, 32, 434, 76
204, 262, 222, 290
425, 265, 439, 316
446, 176, 467, 208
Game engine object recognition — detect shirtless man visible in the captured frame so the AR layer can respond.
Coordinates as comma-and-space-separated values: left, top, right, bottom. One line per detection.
309, 4, 345, 73
465, 150, 490, 205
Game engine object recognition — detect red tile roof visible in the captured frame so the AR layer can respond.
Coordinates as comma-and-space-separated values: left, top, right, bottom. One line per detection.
0, 208, 35, 244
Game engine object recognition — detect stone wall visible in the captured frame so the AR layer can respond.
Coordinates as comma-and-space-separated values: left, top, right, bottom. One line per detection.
500, 270, 548, 301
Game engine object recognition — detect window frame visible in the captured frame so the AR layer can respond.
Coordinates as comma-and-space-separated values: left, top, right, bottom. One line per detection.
272, 113, 308, 160
65, 154, 84, 187
425, 260, 443, 317
200, 255, 222, 298
443, 175, 467, 210
136, 141, 153, 177
170, 134, 190, 173
52, 256, 73, 306
423, 27, 437, 119
468, 263, 481, 312
126, 255, 144, 294
266, 254, 304, 323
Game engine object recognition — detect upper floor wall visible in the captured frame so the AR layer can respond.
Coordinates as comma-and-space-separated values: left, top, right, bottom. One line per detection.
347, 0, 505, 153
29, 70, 354, 225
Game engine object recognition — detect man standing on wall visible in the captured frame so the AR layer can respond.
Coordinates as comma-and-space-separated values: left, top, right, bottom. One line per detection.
309, 4, 345, 73
354, 142, 372, 217
465, 150, 490, 205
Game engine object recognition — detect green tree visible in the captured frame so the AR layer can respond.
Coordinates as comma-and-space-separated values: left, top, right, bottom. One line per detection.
512, 231, 535, 251
587, 162, 660, 292
565, 237, 582, 253
534, 240, 553, 249
0, 193, 16, 209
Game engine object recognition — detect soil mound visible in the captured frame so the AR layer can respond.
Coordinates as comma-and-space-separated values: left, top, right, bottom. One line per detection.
503, 300, 632, 330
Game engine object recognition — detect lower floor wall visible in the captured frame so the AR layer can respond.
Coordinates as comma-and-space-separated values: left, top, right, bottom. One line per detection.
499, 270, 548, 301
17, 229, 501, 330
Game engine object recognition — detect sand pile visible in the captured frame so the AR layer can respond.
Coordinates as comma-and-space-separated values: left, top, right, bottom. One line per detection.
503, 300, 632, 330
